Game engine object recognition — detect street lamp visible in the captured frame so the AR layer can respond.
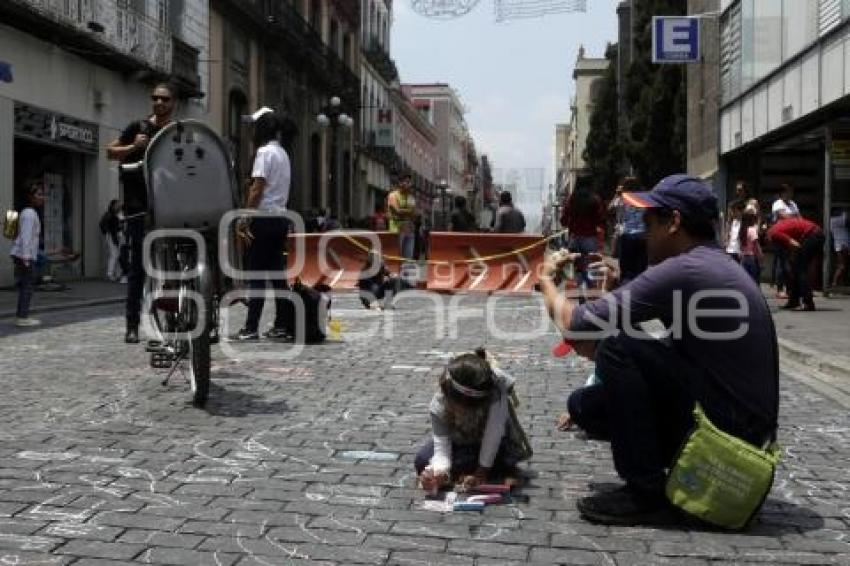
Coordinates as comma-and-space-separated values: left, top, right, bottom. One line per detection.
438, 178, 449, 230
316, 96, 353, 217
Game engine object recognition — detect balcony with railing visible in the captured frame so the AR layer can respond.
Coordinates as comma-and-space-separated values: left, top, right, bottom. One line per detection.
363, 35, 398, 84
3, 0, 172, 73
225, 0, 360, 106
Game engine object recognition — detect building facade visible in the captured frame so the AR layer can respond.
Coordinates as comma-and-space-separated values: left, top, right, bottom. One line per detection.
196, 0, 361, 223
391, 87, 439, 220
565, 46, 609, 195
717, 0, 850, 286
358, 0, 395, 220
404, 84, 469, 196
0, 0, 207, 287
686, 0, 721, 184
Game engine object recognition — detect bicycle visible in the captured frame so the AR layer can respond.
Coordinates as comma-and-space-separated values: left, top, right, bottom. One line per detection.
122, 120, 237, 407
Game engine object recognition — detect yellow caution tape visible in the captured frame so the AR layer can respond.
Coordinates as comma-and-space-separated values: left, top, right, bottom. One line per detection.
337, 230, 569, 266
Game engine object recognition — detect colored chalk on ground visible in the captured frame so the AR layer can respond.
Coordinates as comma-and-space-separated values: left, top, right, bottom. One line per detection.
471, 484, 511, 494
467, 494, 503, 504
452, 501, 486, 512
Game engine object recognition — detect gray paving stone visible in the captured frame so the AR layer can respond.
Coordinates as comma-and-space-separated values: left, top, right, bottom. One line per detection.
0, 295, 848, 565
54, 540, 146, 560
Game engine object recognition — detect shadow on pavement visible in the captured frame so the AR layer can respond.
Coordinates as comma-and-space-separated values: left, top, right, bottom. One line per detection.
203, 378, 291, 418
0, 303, 123, 339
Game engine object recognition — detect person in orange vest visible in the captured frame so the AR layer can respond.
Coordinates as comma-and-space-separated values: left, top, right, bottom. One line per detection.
387, 173, 417, 259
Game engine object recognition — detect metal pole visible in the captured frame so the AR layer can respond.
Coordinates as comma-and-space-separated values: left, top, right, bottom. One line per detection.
824, 127, 833, 295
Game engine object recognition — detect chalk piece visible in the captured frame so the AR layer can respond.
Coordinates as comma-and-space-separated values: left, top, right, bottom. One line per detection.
467, 494, 503, 504
452, 501, 485, 512
471, 484, 511, 494
339, 450, 398, 461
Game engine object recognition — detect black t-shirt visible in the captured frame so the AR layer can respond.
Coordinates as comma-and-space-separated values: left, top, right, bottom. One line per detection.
450, 209, 476, 232
118, 118, 166, 214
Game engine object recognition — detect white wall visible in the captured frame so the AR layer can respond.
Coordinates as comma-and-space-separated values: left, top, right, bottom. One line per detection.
0, 18, 209, 286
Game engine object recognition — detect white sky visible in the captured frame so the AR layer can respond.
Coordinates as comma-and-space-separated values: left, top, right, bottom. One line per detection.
392, 0, 620, 227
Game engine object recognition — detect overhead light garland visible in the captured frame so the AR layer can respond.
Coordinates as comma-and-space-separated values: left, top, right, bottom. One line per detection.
410, 0, 586, 21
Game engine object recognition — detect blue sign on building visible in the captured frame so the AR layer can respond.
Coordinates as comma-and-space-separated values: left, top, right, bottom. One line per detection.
652, 16, 700, 64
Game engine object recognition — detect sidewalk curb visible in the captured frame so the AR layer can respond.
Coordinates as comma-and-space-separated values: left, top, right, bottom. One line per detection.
778, 337, 850, 408
777, 337, 850, 381
0, 296, 124, 320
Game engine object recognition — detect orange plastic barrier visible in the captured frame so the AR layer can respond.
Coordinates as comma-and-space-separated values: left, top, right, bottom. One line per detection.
426, 232, 546, 293
286, 231, 400, 289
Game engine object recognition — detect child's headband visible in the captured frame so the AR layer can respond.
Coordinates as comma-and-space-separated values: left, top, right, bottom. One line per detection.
447, 376, 490, 399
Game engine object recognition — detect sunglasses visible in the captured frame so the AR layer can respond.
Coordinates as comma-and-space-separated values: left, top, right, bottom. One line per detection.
151, 95, 172, 102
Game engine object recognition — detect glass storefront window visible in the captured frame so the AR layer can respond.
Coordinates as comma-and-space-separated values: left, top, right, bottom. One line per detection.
740, 0, 754, 91
783, 0, 817, 61
753, 1, 782, 82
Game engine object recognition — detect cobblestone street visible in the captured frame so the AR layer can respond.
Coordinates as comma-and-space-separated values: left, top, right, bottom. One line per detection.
1, 295, 849, 565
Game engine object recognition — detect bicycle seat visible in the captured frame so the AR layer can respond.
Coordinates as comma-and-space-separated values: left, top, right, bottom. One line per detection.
144, 120, 237, 231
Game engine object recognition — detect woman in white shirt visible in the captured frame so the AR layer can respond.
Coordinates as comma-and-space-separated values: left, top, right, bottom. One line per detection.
10, 180, 45, 326
234, 109, 297, 341
830, 208, 849, 287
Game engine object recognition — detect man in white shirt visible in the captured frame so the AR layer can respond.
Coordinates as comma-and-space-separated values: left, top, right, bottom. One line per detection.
770, 184, 800, 298
234, 108, 296, 341
10, 180, 45, 326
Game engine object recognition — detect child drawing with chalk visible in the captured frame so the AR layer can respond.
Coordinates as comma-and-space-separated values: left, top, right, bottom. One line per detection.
416, 348, 532, 493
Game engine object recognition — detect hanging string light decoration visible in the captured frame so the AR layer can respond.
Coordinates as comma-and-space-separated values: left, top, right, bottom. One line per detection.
409, 0, 586, 21
410, 0, 483, 20
494, 0, 587, 22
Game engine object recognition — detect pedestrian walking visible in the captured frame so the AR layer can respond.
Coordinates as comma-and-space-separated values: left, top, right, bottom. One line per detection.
9, 179, 44, 327
370, 205, 388, 231
493, 191, 526, 233
724, 199, 744, 262
768, 216, 826, 311
560, 188, 605, 292
540, 174, 778, 526
770, 184, 800, 300
107, 83, 176, 343
234, 108, 298, 341
449, 195, 476, 232
415, 348, 532, 493
617, 178, 648, 283
739, 205, 763, 284
387, 173, 417, 259
829, 207, 849, 287
100, 199, 123, 281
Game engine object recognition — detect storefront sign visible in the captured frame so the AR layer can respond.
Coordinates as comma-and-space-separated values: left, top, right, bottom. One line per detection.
375, 108, 395, 148
14, 103, 99, 154
652, 16, 699, 64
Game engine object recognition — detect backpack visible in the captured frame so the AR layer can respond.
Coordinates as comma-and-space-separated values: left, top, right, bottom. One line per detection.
3, 210, 19, 240
288, 280, 332, 344
99, 211, 111, 235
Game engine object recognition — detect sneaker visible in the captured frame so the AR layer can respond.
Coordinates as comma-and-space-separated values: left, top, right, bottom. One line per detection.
119, 276, 128, 284
577, 485, 678, 526
263, 327, 292, 341
232, 328, 259, 341
14, 317, 41, 327
802, 303, 816, 312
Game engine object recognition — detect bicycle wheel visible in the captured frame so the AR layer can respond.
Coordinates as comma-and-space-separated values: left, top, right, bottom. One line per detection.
180, 250, 212, 408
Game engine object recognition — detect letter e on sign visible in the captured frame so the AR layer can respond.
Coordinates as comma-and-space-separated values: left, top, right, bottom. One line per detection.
652, 16, 699, 64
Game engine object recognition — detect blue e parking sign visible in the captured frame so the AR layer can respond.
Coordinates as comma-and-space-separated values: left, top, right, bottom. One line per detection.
652, 16, 699, 64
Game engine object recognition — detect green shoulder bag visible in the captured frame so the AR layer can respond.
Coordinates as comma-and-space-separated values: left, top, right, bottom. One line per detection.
666, 404, 781, 530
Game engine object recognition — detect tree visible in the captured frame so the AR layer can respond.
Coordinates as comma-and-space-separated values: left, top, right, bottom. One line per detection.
623, 0, 687, 188
583, 43, 623, 200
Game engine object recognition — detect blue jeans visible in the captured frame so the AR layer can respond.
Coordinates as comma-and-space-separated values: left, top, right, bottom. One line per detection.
772, 246, 789, 291
568, 235, 599, 290
399, 232, 415, 260
12, 257, 35, 318
741, 255, 761, 284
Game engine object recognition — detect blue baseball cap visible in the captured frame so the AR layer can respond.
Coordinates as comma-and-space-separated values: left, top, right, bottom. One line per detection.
623, 174, 719, 221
